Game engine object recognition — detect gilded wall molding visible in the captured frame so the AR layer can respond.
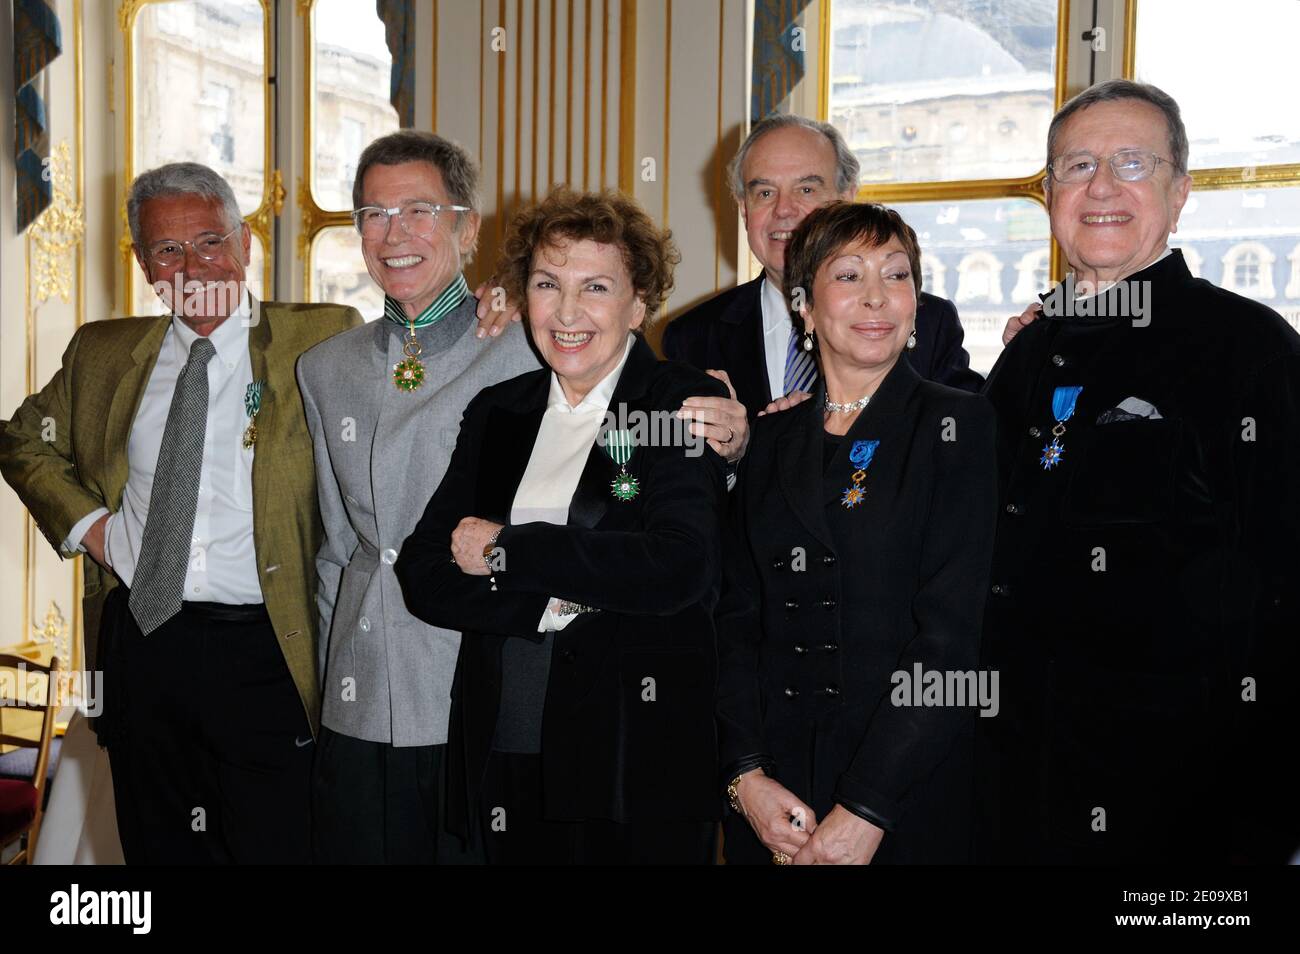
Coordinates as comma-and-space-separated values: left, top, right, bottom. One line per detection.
28, 141, 85, 305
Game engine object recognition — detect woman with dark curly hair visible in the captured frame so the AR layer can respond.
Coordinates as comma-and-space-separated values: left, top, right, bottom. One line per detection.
396, 186, 729, 864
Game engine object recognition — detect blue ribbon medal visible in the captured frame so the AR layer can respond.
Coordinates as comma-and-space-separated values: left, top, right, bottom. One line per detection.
841, 439, 880, 509
1040, 385, 1083, 470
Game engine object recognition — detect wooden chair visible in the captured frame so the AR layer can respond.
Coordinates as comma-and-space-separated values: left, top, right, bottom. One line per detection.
0, 654, 60, 864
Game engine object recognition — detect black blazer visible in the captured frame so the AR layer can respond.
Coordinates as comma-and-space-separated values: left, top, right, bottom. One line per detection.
662, 275, 984, 416
979, 249, 1300, 863
396, 336, 729, 833
716, 358, 997, 863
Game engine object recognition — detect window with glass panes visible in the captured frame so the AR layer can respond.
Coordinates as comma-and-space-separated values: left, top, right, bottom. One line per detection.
822, 0, 1067, 375
1127, 0, 1300, 333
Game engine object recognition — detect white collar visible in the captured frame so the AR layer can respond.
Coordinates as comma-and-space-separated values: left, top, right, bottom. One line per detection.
547, 333, 635, 413
169, 292, 253, 365
760, 275, 793, 336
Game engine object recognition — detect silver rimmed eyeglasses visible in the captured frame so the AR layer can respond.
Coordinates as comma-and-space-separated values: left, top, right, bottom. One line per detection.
1048, 149, 1176, 184
351, 201, 471, 238
144, 225, 242, 267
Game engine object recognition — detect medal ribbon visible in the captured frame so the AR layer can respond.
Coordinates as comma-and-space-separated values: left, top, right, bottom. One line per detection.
841, 439, 879, 509
1051, 385, 1083, 425
1040, 385, 1083, 470
603, 429, 634, 467
244, 380, 264, 418
382, 272, 470, 328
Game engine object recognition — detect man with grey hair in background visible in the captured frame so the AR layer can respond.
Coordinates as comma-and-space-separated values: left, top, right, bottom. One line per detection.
662, 113, 981, 433
979, 79, 1300, 864
298, 130, 539, 863
0, 162, 361, 863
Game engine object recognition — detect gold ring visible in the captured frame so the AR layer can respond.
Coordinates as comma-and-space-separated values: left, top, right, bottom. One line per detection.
772, 851, 791, 865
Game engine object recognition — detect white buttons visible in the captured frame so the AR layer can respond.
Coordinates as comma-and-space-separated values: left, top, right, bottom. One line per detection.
359, 616, 371, 632
381, 548, 397, 565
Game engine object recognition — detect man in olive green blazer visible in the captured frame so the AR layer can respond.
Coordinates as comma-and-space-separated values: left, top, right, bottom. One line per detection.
1, 303, 359, 715
0, 163, 360, 863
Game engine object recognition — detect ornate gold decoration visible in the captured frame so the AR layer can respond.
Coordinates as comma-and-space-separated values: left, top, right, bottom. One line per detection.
28, 141, 85, 305
31, 601, 67, 646
30, 602, 71, 705
247, 168, 286, 251
119, 200, 134, 262
117, 0, 147, 33
270, 167, 286, 216
297, 175, 351, 262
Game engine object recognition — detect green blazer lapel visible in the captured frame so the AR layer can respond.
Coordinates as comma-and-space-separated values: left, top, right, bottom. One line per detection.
100, 318, 169, 505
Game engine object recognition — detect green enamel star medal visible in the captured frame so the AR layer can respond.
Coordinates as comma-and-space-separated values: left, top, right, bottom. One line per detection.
604, 428, 639, 501
393, 320, 425, 392
242, 379, 265, 448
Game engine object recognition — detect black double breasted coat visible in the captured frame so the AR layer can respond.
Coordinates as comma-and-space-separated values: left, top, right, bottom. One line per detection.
716, 358, 998, 863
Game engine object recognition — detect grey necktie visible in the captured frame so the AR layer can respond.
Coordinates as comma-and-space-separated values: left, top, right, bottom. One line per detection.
129, 336, 216, 635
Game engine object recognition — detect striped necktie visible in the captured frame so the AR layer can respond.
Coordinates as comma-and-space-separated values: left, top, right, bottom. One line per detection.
129, 336, 216, 636
783, 326, 818, 396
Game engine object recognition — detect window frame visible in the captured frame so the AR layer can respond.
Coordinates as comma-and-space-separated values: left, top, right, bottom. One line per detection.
298, 0, 398, 300
118, 0, 282, 312
817, 0, 1072, 282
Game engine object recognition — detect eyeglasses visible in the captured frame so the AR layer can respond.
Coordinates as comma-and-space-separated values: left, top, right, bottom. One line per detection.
144, 225, 243, 267
351, 201, 471, 238
1049, 149, 1176, 184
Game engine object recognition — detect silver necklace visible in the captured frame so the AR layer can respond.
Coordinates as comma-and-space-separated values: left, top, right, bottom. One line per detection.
824, 394, 871, 414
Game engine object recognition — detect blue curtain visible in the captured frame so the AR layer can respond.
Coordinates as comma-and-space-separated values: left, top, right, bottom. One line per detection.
751, 0, 814, 122
377, 0, 415, 128
14, 0, 62, 232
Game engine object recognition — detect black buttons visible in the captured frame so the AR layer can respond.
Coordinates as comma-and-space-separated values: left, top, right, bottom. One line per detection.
784, 687, 800, 699
1005, 503, 1023, 515
558, 648, 577, 663
822, 554, 837, 566
991, 583, 1010, 596
793, 643, 808, 655
1028, 426, 1041, 438
771, 557, 787, 570
822, 643, 839, 654
814, 685, 841, 698
820, 598, 837, 610
1051, 354, 1065, 367
784, 599, 800, 612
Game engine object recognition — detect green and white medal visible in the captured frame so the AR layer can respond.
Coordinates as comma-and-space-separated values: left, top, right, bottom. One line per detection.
604, 429, 639, 501
242, 379, 265, 448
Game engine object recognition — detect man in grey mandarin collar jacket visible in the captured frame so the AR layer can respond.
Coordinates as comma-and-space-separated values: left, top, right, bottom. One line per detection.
297, 131, 537, 863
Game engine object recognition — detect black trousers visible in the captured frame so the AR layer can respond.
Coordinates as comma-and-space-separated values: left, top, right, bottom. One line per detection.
98, 586, 313, 864
311, 727, 483, 864
477, 751, 716, 865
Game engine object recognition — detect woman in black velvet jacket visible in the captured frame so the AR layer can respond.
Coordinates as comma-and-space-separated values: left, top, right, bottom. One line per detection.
396, 188, 727, 864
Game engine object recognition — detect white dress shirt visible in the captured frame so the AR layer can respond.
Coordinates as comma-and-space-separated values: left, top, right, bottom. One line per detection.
64, 297, 263, 604
760, 275, 795, 401
511, 334, 634, 632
